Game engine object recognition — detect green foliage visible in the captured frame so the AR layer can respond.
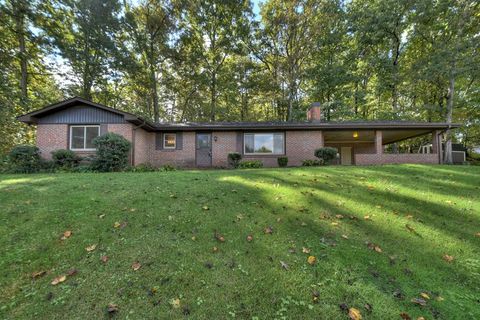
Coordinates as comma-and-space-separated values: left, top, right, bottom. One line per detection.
277, 156, 288, 167
314, 147, 338, 165
302, 159, 323, 166
159, 164, 176, 172
7, 145, 42, 173
238, 160, 263, 168
228, 152, 242, 168
91, 133, 131, 172
51, 149, 81, 168
128, 163, 158, 172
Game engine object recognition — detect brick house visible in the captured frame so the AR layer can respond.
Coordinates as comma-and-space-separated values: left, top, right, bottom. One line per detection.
18, 97, 459, 167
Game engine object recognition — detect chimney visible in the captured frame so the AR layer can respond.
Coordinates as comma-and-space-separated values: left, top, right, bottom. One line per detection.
307, 102, 322, 122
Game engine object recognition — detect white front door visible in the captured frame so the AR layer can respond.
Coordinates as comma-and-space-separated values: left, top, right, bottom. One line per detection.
341, 147, 352, 165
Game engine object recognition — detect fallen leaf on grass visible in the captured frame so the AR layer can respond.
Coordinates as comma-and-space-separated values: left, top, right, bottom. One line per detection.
475, 232, 480, 238
417, 317, 426, 320
212, 246, 219, 253
312, 290, 319, 303
132, 261, 142, 271
363, 215, 371, 220
335, 214, 344, 219
442, 254, 454, 263
400, 312, 411, 320
113, 221, 121, 228
98, 214, 106, 219
367, 242, 382, 253
331, 222, 339, 226
411, 298, 427, 306
202, 206, 209, 211
435, 296, 444, 301
364, 303, 372, 313
214, 231, 225, 242
280, 261, 289, 270
348, 307, 362, 320
420, 292, 430, 300
61, 230, 72, 240
405, 224, 416, 233
264, 226, 273, 234
51, 275, 66, 285
341, 234, 349, 239
101, 255, 109, 263
170, 298, 181, 309
246, 235, 253, 242
307, 256, 316, 265
302, 247, 311, 254
85, 244, 97, 252
32, 271, 46, 279
107, 304, 119, 314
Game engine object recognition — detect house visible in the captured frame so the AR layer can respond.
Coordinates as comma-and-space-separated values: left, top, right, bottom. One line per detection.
17, 97, 460, 167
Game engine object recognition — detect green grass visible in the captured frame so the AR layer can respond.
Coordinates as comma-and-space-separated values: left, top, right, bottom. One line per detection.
1, 165, 479, 319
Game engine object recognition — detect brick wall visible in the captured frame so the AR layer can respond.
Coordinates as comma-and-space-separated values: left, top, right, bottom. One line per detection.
150, 132, 196, 167
355, 153, 439, 165
212, 131, 237, 167
36, 124, 68, 159
133, 128, 153, 165
107, 123, 133, 142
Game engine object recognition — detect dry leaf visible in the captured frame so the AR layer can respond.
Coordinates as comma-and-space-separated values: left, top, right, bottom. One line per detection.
202, 206, 209, 211
400, 313, 411, 320
417, 317, 426, 320
307, 256, 317, 265
32, 270, 46, 279
113, 221, 121, 228
67, 268, 78, 276
411, 298, 427, 306
264, 226, 273, 234
214, 231, 225, 242
212, 246, 219, 253
132, 261, 142, 271
191, 236, 196, 241
341, 234, 349, 239
98, 214, 106, 219
246, 235, 253, 242
302, 247, 311, 254
101, 255, 109, 263
107, 304, 119, 314
280, 260, 289, 270
367, 242, 382, 253
406, 215, 414, 219
170, 298, 181, 309
61, 230, 72, 240
405, 224, 416, 233
435, 296, 444, 302
364, 215, 371, 220
335, 214, 344, 219
85, 244, 97, 252
443, 254, 454, 263
331, 222, 339, 226
51, 275, 66, 285
420, 292, 430, 300
348, 307, 362, 320
475, 232, 480, 238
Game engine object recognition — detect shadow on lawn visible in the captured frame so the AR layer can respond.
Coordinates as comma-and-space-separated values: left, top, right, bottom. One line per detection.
213, 167, 480, 318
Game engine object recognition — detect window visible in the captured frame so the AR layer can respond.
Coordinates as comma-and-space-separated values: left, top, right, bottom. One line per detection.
70, 125, 100, 151
244, 133, 284, 155
163, 133, 176, 149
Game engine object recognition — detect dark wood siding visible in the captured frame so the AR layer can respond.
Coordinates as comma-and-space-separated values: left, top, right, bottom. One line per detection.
37, 105, 125, 124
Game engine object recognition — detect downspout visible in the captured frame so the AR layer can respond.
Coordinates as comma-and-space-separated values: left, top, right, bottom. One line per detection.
131, 120, 147, 166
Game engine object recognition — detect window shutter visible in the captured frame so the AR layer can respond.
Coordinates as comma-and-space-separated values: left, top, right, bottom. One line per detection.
176, 132, 183, 150
236, 132, 243, 154
155, 133, 163, 150
100, 124, 108, 135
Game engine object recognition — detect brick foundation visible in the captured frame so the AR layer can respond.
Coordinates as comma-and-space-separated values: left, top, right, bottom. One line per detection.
355, 153, 439, 165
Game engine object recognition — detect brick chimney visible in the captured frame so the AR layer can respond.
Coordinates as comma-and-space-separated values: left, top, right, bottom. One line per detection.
307, 102, 322, 122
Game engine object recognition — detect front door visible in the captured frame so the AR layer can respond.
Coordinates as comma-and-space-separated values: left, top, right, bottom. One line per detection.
196, 133, 212, 167
340, 147, 352, 165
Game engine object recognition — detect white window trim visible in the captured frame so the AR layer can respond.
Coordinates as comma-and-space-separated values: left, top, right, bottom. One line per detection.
163, 133, 176, 149
244, 133, 285, 155
70, 125, 100, 151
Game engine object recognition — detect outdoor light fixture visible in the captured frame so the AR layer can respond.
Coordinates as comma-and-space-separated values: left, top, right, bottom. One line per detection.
353, 131, 359, 138
214, 136, 218, 142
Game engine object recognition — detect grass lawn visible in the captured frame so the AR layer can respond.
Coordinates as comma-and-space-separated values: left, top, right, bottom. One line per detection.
0, 165, 479, 319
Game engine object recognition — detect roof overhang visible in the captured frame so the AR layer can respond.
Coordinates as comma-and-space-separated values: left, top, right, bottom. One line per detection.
17, 96, 156, 131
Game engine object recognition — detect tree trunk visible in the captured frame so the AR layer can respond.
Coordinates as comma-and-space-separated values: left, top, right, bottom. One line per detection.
444, 62, 455, 164
150, 64, 159, 122
210, 71, 216, 121
14, 0, 28, 108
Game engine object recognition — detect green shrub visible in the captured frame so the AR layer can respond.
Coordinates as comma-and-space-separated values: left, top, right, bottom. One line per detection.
51, 149, 81, 168
7, 145, 42, 173
159, 164, 176, 172
238, 160, 263, 169
314, 147, 338, 164
277, 156, 288, 167
91, 133, 131, 172
228, 152, 242, 168
302, 159, 322, 166
70, 165, 94, 173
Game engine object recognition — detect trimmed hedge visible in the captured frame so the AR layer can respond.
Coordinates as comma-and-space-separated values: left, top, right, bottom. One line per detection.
238, 160, 263, 169
277, 156, 288, 167
228, 152, 242, 168
51, 149, 81, 168
302, 159, 323, 166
